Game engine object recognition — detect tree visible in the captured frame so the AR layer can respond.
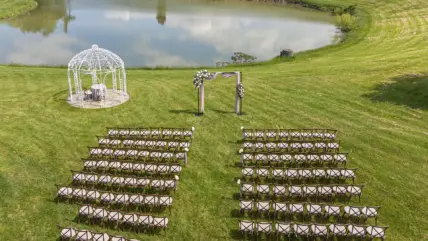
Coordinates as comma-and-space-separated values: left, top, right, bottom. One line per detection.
231, 52, 257, 64
216, 62, 230, 67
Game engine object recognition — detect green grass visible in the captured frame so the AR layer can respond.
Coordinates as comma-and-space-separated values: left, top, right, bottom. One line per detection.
0, 0, 37, 19
1, 0, 428, 240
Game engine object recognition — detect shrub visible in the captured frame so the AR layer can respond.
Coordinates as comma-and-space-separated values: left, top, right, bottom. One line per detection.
336, 13, 357, 32
320, 6, 328, 12
344, 4, 357, 15
333, 7, 343, 15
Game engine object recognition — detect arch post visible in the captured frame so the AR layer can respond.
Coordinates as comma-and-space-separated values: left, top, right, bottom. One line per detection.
199, 82, 205, 114
235, 71, 240, 115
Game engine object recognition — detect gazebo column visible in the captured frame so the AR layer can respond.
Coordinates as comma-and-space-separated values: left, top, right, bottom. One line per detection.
67, 70, 73, 101
118, 69, 123, 93
122, 67, 127, 94
112, 69, 117, 92
74, 72, 81, 100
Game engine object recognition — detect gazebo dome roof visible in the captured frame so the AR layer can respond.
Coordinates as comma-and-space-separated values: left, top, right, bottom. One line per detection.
68, 44, 124, 71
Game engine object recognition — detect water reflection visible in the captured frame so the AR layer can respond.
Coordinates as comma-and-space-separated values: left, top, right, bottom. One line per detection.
63, 0, 76, 33
0, 0, 338, 67
5, 0, 72, 36
157, 0, 167, 25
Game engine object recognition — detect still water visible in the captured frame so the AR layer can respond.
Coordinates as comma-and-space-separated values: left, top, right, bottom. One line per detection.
0, 0, 338, 67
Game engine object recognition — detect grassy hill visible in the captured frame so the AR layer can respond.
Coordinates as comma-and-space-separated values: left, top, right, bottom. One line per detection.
0, 0, 428, 240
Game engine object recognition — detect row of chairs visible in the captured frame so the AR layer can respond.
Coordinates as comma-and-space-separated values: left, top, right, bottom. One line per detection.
242, 167, 356, 183
238, 220, 388, 240
241, 141, 340, 153
241, 128, 337, 141
97, 137, 190, 150
77, 205, 169, 232
239, 200, 380, 224
107, 127, 194, 139
58, 225, 139, 241
70, 172, 178, 192
88, 148, 188, 164
240, 183, 364, 202
82, 160, 182, 176
56, 186, 173, 209
241, 153, 348, 166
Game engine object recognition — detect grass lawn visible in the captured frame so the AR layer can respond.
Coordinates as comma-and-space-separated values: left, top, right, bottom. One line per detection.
1, 0, 428, 240
0, 0, 37, 19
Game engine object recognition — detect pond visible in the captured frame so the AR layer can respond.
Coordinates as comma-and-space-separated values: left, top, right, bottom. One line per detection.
0, 0, 339, 67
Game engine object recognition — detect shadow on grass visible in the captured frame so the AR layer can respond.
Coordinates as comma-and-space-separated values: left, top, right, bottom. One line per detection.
362, 74, 428, 109
212, 109, 236, 114
224, 162, 241, 168
168, 109, 199, 115
231, 209, 241, 218
229, 230, 242, 240
232, 193, 241, 200
52, 90, 69, 102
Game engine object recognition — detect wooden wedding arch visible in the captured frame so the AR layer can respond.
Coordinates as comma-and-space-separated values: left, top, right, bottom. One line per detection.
193, 71, 244, 115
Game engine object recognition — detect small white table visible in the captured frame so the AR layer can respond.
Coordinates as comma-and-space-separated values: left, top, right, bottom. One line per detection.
91, 84, 106, 101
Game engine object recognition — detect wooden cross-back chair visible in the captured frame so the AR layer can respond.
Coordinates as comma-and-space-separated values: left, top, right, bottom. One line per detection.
57, 225, 77, 241
255, 221, 272, 241
153, 216, 169, 233
242, 128, 337, 141
347, 224, 367, 239
310, 224, 329, 239
238, 220, 254, 238
241, 140, 341, 153
87, 147, 187, 164
240, 152, 349, 167
275, 222, 292, 240
106, 127, 194, 140
97, 135, 191, 149
366, 226, 389, 241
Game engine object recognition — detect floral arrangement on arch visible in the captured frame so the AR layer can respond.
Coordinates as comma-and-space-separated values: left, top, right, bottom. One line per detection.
237, 83, 244, 98
193, 69, 215, 89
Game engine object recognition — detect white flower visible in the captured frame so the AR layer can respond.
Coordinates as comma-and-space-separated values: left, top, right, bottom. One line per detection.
174, 175, 179, 181
241, 126, 244, 130
237, 179, 241, 185
184, 148, 189, 152
191, 127, 195, 132
238, 149, 243, 154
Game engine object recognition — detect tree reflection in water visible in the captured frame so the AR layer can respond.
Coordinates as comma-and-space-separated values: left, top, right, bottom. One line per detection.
6, 0, 74, 36
156, 0, 167, 25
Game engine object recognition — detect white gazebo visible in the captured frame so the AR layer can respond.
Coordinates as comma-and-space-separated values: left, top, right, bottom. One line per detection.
67, 44, 129, 108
